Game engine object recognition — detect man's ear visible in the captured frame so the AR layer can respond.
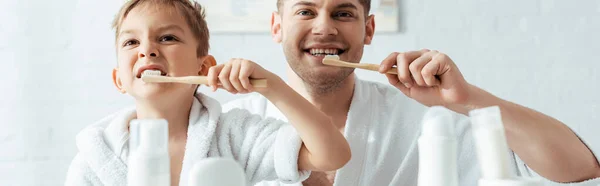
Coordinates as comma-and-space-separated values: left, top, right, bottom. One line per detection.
199, 55, 217, 76
271, 11, 283, 43
364, 14, 375, 45
112, 68, 126, 94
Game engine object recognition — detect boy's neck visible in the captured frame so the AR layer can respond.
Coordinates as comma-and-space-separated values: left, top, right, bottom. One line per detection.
287, 67, 355, 129
135, 95, 194, 139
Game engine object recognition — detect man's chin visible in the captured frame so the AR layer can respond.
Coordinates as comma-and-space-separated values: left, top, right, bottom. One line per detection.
296, 67, 353, 89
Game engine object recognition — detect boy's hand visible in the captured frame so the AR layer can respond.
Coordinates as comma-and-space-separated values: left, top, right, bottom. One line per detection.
207, 58, 277, 94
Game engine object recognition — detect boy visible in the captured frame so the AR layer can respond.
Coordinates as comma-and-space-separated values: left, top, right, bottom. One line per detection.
65, 0, 350, 185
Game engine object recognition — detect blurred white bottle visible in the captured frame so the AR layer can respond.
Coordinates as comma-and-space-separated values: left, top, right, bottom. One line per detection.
127, 119, 170, 186
470, 106, 542, 186
189, 157, 247, 186
418, 106, 458, 186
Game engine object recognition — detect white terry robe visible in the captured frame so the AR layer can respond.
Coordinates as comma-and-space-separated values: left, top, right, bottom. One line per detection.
65, 93, 310, 186
223, 77, 600, 186
223, 77, 479, 186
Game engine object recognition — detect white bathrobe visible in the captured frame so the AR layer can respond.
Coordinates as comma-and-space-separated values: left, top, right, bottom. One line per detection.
223, 77, 600, 186
65, 93, 310, 186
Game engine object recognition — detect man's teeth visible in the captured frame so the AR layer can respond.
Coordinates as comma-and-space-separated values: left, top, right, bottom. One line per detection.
309, 48, 339, 56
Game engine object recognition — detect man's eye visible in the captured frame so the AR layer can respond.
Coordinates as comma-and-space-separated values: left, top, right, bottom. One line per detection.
335, 12, 353, 17
297, 10, 315, 16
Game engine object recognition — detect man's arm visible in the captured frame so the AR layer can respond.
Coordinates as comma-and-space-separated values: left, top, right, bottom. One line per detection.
461, 84, 600, 182
379, 49, 600, 182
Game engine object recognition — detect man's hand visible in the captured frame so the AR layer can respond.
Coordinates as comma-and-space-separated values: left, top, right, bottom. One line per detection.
379, 49, 472, 110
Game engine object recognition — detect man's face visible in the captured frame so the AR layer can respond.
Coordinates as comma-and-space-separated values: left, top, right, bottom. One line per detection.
272, 0, 374, 92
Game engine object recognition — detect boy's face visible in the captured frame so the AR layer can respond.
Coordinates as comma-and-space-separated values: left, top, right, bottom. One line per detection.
271, 0, 374, 89
113, 4, 211, 100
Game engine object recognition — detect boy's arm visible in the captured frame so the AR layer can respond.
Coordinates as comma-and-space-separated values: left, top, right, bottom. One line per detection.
207, 59, 351, 172
261, 77, 350, 171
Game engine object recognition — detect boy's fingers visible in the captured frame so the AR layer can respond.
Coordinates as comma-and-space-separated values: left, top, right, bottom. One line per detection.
229, 61, 245, 93
239, 60, 253, 91
218, 64, 236, 93
207, 65, 222, 92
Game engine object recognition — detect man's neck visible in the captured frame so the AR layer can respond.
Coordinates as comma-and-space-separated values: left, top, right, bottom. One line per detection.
286, 67, 355, 129
135, 95, 193, 140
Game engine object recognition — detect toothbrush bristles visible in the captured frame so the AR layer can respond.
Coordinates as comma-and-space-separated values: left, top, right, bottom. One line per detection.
324, 55, 340, 60
142, 70, 162, 77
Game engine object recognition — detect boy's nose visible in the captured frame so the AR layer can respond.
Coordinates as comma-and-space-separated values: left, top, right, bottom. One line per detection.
138, 45, 159, 58
139, 52, 158, 58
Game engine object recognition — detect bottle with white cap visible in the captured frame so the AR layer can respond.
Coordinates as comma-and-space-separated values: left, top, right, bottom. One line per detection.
470, 106, 543, 186
418, 106, 458, 186
127, 119, 170, 186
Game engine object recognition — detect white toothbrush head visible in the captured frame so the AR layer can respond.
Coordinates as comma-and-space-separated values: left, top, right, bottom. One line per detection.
322, 55, 341, 65
141, 70, 162, 78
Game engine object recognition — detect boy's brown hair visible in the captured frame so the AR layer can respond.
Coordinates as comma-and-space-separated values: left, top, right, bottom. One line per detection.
112, 0, 210, 57
276, 0, 371, 16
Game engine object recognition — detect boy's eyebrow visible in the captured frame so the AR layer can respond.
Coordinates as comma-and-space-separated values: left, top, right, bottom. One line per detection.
119, 29, 137, 37
156, 24, 185, 33
118, 25, 185, 38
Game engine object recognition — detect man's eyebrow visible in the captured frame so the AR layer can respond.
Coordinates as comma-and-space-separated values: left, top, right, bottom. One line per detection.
335, 2, 358, 10
292, 1, 317, 8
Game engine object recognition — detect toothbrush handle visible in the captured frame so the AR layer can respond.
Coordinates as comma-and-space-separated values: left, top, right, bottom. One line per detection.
357, 64, 398, 75
142, 76, 268, 88
327, 60, 398, 74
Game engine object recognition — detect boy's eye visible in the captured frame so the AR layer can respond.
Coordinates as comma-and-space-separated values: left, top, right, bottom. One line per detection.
160, 35, 178, 42
123, 39, 139, 47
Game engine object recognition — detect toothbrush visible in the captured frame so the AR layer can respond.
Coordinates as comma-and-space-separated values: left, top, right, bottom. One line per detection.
322, 55, 398, 74
141, 70, 268, 88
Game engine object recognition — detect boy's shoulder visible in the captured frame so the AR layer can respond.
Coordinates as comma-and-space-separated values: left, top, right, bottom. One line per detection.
85, 106, 136, 131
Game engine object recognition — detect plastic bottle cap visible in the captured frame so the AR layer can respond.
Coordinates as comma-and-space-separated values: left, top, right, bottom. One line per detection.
421, 106, 455, 137
130, 119, 169, 154
469, 106, 504, 131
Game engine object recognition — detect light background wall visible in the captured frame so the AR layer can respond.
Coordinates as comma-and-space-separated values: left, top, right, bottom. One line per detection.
1, 0, 599, 185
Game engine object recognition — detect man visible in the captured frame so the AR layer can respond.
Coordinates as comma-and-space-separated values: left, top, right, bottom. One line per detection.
223, 0, 600, 185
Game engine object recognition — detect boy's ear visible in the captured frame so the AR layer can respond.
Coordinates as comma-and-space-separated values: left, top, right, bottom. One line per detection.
112, 68, 126, 94
271, 11, 282, 43
199, 55, 216, 76
364, 14, 375, 45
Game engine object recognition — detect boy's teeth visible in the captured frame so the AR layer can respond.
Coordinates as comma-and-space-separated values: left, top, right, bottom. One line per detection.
309, 48, 339, 56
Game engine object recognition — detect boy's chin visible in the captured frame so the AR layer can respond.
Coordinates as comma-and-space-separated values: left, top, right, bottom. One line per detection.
132, 87, 174, 99
132, 85, 194, 100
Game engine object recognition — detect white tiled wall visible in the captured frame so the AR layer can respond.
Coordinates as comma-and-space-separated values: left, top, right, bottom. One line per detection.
1, 0, 599, 185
